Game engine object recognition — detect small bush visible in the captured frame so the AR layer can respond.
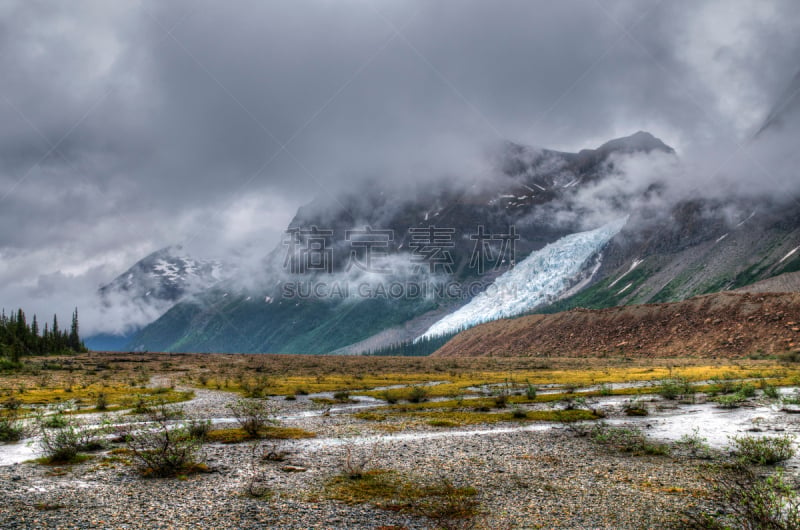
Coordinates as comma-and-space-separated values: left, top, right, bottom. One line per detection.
708, 376, 737, 395
510, 407, 527, 419
658, 378, 693, 400
37, 413, 105, 464
340, 442, 376, 479
380, 390, 399, 404
227, 399, 276, 437
590, 423, 669, 456
242, 441, 274, 499
690, 465, 800, 529
729, 434, 795, 465
123, 405, 205, 477
675, 428, 714, 459
623, 398, 648, 417
2, 397, 21, 411
132, 395, 150, 414
41, 413, 69, 429
332, 391, 351, 402
715, 393, 747, 409
0, 358, 21, 371
735, 382, 757, 398
597, 383, 613, 396
407, 386, 428, 403
187, 418, 212, 441
762, 384, 780, 400
525, 384, 537, 400
0, 416, 24, 442
95, 392, 108, 411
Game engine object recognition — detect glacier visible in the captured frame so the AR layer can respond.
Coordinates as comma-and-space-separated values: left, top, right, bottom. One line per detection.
416, 217, 628, 340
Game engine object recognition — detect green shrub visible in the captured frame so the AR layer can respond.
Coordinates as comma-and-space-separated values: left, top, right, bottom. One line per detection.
623, 398, 648, 417
674, 429, 714, 459
187, 418, 212, 441
95, 392, 108, 411
123, 406, 205, 477
658, 378, 693, 400
525, 384, 537, 400
729, 434, 795, 465
735, 382, 757, 398
0, 358, 22, 371
41, 413, 69, 429
690, 466, 800, 529
380, 390, 399, 404
0, 416, 23, 442
37, 413, 105, 463
589, 423, 669, 456
332, 391, 351, 402
715, 393, 747, 409
761, 384, 780, 400
708, 376, 737, 395
407, 386, 428, 403
227, 399, 276, 437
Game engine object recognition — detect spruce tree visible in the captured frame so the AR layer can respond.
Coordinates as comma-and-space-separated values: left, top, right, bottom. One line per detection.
69, 308, 80, 351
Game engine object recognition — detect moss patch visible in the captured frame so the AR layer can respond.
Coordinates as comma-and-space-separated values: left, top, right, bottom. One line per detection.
325, 469, 480, 521
356, 408, 598, 427
206, 426, 315, 444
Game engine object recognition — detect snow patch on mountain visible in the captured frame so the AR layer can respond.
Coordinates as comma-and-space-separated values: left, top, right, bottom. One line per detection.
416, 217, 628, 340
609, 258, 643, 288
779, 246, 799, 264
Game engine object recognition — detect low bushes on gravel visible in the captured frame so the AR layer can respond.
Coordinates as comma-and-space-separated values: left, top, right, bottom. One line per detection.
587, 423, 670, 456
689, 465, 800, 529
0, 416, 23, 442
729, 434, 795, 466
122, 404, 207, 477
227, 398, 276, 437
36, 411, 107, 464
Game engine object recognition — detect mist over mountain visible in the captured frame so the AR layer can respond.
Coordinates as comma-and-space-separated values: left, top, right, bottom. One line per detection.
113, 125, 800, 354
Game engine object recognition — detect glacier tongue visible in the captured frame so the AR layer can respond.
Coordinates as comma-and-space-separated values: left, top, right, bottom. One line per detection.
417, 217, 628, 340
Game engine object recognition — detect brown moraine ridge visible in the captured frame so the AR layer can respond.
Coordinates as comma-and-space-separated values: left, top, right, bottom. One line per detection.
432, 291, 800, 358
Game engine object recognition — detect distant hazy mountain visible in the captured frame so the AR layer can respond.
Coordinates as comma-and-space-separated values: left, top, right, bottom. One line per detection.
84, 247, 225, 351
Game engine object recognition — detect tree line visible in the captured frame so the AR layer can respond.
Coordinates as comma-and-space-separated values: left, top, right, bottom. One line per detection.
364, 330, 461, 356
0, 307, 87, 363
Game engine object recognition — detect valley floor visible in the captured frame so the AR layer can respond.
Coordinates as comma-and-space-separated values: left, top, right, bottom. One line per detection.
1, 353, 800, 529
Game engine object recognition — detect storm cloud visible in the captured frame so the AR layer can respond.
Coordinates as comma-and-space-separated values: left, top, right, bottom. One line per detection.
0, 0, 798, 334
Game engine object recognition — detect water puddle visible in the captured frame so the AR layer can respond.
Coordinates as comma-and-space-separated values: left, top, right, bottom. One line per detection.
0, 442, 39, 466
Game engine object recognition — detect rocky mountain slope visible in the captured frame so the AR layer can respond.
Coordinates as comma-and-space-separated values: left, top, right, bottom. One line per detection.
116, 128, 800, 355
127, 132, 674, 354
432, 290, 800, 359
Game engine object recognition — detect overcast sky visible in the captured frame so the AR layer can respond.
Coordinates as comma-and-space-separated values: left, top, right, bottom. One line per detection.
1, 0, 799, 334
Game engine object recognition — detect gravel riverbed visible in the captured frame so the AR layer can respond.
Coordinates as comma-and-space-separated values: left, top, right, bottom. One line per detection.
1, 387, 793, 529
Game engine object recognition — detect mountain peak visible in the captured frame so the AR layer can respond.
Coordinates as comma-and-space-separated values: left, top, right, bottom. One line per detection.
595, 131, 675, 155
